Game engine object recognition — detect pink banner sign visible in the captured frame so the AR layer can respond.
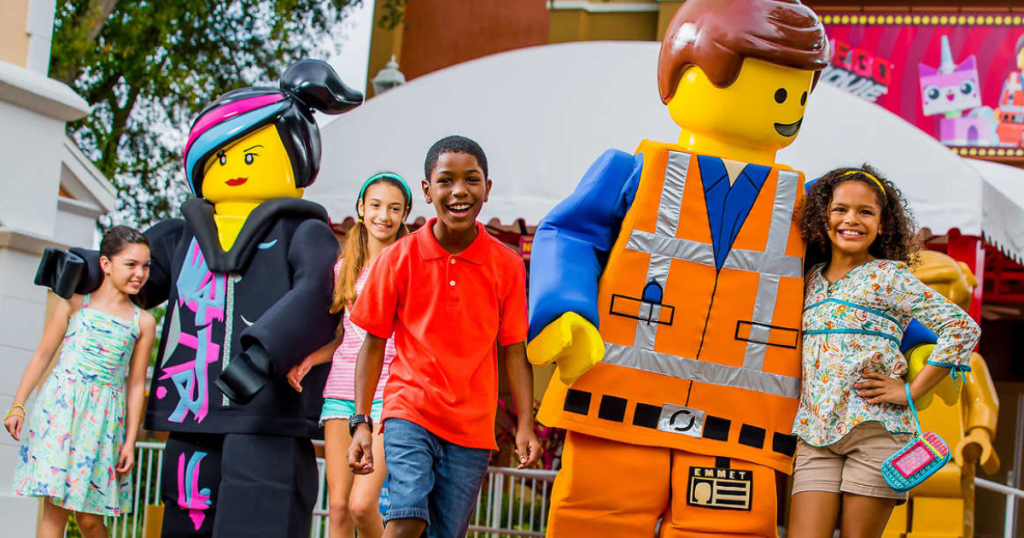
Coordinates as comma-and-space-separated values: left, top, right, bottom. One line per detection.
822, 13, 1024, 158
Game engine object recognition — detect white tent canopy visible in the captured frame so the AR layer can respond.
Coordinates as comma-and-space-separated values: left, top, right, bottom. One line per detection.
314, 41, 997, 248
970, 159, 1024, 264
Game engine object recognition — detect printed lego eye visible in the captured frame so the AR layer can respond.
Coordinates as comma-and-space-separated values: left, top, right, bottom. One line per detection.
800, 92, 807, 106
774, 88, 787, 104
218, 154, 227, 166
925, 86, 940, 101
960, 80, 975, 96
244, 153, 255, 165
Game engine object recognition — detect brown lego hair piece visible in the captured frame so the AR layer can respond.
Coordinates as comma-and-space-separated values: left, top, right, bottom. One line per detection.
657, 0, 831, 103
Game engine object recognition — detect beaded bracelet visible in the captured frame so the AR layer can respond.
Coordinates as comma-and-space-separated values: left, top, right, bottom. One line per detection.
4, 404, 25, 421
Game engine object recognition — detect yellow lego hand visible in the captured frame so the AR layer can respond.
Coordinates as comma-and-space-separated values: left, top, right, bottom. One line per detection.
527, 313, 604, 385
906, 344, 962, 409
956, 427, 1000, 475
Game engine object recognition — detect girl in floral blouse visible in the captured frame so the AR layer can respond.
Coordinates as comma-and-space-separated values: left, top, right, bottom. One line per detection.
787, 166, 980, 538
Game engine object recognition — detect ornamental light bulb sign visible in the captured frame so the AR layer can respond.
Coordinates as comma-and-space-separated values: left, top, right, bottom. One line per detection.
821, 13, 1024, 157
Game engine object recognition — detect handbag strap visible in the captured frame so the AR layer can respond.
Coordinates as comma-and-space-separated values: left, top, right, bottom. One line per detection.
905, 383, 923, 436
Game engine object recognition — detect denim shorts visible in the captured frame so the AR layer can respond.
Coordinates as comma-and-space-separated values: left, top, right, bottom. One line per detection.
320, 398, 383, 425
382, 418, 490, 537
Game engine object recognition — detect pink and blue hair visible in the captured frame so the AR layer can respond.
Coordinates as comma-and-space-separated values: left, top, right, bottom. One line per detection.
181, 60, 363, 198
184, 92, 289, 196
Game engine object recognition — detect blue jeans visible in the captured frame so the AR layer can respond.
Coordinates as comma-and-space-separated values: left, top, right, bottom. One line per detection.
382, 418, 490, 537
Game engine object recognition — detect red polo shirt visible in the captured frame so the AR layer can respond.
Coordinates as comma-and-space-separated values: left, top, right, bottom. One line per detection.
349, 219, 528, 449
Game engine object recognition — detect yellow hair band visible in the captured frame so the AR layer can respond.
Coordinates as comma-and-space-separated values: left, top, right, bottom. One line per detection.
842, 170, 887, 201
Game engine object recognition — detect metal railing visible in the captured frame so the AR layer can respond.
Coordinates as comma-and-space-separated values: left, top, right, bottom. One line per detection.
977, 393, 1024, 538
97, 427, 1024, 538
96, 442, 557, 538
101, 441, 164, 538
468, 467, 558, 538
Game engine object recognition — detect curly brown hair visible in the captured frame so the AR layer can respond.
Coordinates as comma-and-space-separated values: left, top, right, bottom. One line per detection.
799, 165, 920, 271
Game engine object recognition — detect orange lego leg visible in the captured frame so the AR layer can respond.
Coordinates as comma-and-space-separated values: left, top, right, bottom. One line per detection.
545, 431, 670, 538
660, 452, 778, 538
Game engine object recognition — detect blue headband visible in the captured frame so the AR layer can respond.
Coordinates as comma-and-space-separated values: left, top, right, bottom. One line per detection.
358, 173, 413, 209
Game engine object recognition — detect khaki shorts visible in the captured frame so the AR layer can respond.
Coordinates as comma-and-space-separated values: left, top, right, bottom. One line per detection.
792, 422, 913, 501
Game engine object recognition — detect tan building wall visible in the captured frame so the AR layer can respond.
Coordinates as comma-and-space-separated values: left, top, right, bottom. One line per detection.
365, 0, 549, 97
365, 0, 404, 97
366, 1, 676, 90
0, 0, 31, 68
549, 2, 659, 43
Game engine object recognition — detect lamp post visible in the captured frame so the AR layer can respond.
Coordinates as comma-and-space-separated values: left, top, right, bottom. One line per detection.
372, 55, 406, 96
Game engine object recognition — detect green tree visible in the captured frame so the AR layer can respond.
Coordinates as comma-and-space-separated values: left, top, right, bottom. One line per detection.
51, 0, 361, 228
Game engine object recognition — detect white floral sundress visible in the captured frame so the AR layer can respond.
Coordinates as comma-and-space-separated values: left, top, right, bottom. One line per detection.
11, 295, 139, 516
793, 260, 980, 447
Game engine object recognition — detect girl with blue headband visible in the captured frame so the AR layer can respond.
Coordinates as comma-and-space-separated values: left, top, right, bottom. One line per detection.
287, 172, 412, 538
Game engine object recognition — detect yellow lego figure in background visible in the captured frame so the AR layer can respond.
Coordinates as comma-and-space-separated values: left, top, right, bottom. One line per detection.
527, 1, 830, 536
883, 250, 1000, 538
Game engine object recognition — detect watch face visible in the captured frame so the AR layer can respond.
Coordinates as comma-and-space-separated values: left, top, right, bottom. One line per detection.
349, 414, 371, 434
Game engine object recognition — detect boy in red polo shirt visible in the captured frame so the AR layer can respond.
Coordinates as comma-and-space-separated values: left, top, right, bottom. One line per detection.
347, 135, 541, 538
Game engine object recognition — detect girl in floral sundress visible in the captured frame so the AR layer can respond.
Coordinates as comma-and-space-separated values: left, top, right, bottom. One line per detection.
786, 166, 980, 538
5, 226, 156, 538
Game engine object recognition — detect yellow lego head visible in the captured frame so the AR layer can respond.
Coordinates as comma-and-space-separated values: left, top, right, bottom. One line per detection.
667, 59, 815, 153
913, 250, 977, 311
201, 125, 302, 204
183, 60, 363, 202
657, 0, 830, 157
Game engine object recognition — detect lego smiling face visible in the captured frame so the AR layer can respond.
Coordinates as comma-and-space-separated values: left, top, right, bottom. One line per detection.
201, 124, 302, 204
667, 58, 815, 153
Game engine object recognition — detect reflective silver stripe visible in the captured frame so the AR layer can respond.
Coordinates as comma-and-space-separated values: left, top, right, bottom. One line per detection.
636, 254, 670, 350
741, 169, 799, 371
634, 151, 690, 350
741, 273, 778, 371
721, 249, 802, 277
767, 170, 799, 255
640, 303, 664, 325
629, 232, 801, 277
604, 343, 800, 399
656, 151, 689, 237
626, 231, 715, 267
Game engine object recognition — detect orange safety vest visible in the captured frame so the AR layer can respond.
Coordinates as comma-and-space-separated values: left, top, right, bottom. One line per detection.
538, 140, 806, 473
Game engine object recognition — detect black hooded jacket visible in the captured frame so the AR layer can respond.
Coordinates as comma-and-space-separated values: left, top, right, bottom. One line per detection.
140, 197, 339, 438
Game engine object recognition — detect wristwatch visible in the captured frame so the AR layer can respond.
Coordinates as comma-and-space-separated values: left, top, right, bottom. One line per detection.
349, 414, 373, 436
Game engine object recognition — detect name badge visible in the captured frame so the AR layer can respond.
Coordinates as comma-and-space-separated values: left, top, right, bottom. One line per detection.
687, 466, 753, 511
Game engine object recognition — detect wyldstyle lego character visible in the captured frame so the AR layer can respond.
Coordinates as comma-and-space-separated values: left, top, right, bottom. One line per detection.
36, 60, 361, 537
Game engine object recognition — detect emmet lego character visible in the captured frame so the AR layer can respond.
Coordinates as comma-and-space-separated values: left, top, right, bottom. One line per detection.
35, 60, 362, 537
527, 1, 828, 536
996, 35, 1024, 146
